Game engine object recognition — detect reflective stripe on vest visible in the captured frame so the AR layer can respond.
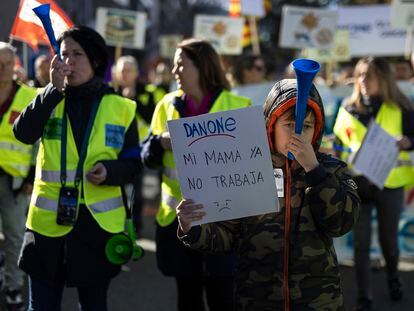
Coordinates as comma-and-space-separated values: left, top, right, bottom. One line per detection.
152, 90, 251, 226
40, 169, 77, 183
89, 196, 124, 213
33, 195, 58, 212
333, 103, 414, 188
0, 84, 37, 177
33, 195, 124, 214
0, 142, 32, 153
27, 94, 136, 237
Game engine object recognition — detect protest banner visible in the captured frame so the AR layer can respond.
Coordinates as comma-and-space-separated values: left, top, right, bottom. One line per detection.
194, 14, 244, 55
96, 7, 146, 49
279, 5, 338, 50
168, 106, 278, 225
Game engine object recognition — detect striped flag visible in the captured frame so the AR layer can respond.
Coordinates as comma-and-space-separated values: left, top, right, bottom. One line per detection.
10, 0, 73, 51
228, 0, 252, 47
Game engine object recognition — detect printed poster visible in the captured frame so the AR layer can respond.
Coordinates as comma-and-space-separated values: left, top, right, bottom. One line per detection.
279, 5, 338, 50
96, 7, 146, 49
304, 30, 350, 63
337, 5, 408, 57
194, 14, 244, 55
168, 106, 278, 225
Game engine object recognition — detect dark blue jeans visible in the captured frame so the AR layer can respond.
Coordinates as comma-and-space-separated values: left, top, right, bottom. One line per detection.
28, 276, 109, 311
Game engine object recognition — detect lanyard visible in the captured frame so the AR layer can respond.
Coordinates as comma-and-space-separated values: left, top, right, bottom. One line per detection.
60, 99, 100, 187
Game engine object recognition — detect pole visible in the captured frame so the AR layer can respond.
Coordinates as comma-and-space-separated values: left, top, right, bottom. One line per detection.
405, 26, 413, 60
23, 41, 28, 73
248, 16, 261, 55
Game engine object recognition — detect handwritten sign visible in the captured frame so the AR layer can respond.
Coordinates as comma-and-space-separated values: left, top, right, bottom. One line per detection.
352, 121, 399, 189
168, 106, 278, 225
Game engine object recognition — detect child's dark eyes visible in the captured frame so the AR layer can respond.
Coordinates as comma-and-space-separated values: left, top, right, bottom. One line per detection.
304, 124, 314, 129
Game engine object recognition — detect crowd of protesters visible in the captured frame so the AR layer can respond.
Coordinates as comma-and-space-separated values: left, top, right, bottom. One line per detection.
2, 23, 414, 311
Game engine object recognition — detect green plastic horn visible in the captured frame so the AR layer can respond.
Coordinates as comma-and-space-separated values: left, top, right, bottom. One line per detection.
105, 219, 144, 265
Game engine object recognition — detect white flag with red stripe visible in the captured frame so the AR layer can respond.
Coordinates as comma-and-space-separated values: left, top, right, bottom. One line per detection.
10, 0, 73, 51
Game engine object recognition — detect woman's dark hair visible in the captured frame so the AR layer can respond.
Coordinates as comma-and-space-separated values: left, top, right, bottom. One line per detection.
349, 56, 413, 111
57, 25, 109, 78
177, 38, 230, 93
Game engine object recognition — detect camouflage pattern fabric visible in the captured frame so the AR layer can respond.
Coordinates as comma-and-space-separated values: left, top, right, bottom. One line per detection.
182, 154, 360, 310
180, 79, 361, 310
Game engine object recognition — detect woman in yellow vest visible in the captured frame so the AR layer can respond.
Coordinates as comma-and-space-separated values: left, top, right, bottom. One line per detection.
13, 26, 141, 310
142, 38, 251, 311
333, 57, 414, 311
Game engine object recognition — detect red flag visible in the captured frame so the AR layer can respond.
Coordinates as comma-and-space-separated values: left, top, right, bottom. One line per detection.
10, 0, 73, 51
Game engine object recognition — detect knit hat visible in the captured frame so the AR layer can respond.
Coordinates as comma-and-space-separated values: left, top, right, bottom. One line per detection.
57, 25, 109, 78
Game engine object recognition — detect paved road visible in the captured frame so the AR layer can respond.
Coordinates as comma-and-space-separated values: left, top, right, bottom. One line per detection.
1, 212, 413, 310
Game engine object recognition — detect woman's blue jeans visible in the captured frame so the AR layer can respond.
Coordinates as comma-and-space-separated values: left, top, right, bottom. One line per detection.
28, 275, 109, 311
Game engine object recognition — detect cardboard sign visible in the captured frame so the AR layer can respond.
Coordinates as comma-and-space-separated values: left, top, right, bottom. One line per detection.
96, 7, 146, 49
279, 5, 338, 50
168, 106, 278, 225
193, 14, 244, 55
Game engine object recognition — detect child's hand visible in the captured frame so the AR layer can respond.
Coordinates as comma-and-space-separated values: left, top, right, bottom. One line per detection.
288, 133, 319, 172
176, 199, 206, 233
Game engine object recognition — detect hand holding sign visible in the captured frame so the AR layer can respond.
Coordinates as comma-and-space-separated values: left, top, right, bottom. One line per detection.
176, 199, 206, 233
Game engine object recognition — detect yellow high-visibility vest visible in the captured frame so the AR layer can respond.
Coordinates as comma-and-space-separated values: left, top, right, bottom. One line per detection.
0, 83, 37, 177
136, 84, 166, 142
333, 102, 414, 188
27, 94, 136, 237
152, 90, 251, 227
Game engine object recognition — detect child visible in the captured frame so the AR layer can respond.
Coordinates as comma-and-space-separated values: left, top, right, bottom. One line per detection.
176, 79, 361, 310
